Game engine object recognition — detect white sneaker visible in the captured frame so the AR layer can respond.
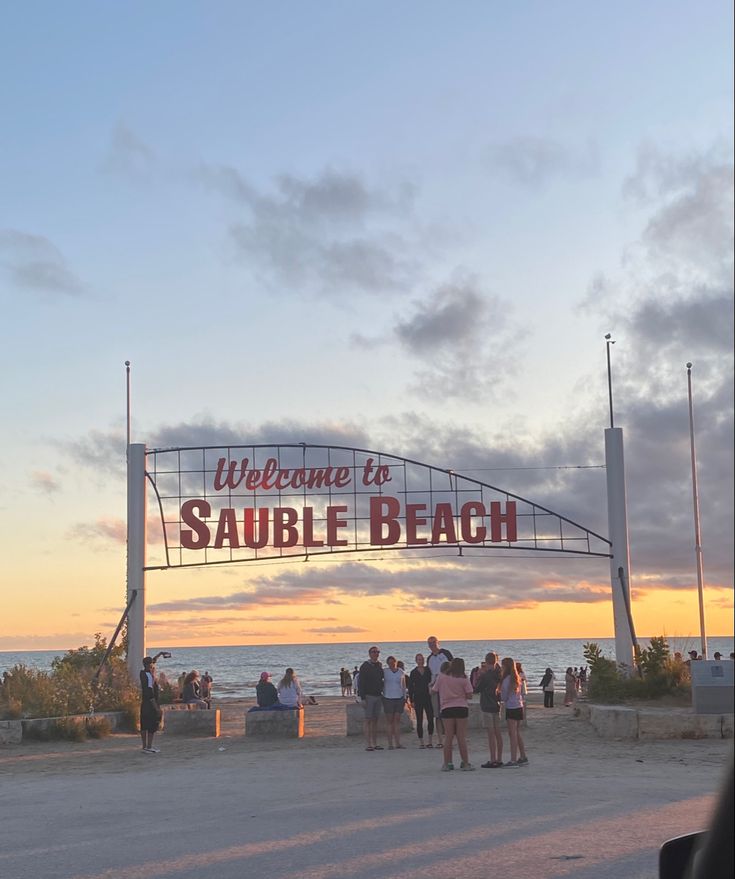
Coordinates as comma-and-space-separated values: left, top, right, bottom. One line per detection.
148, 747, 160, 753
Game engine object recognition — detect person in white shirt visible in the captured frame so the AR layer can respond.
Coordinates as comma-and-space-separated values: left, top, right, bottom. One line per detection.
426, 635, 453, 747
277, 668, 304, 708
382, 656, 407, 749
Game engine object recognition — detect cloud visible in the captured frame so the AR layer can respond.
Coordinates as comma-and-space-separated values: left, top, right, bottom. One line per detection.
622, 143, 733, 279
305, 625, 368, 634
393, 275, 526, 400
30, 470, 61, 495
0, 229, 83, 296
68, 516, 163, 547
196, 163, 418, 296
101, 123, 157, 178
486, 136, 598, 186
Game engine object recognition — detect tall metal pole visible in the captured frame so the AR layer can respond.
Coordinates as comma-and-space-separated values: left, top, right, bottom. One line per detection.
125, 360, 131, 449
605, 333, 615, 428
686, 363, 708, 659
603, 334, 635, 670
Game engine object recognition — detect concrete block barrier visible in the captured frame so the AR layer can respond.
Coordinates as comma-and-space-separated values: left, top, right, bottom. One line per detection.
162, 707, 221, 737
637, 710, 723, 741
589, 705, 639, 740
0, 720, 22, 745
245, 707, 304, 738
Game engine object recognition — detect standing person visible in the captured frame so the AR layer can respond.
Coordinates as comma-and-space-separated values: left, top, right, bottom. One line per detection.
352, 666, 360, 699
382, 656, 407, 749
139, 656, 163, 753
564, 667, 577, 706
500, 657, 528, 766
340, 668, 349, 697
426, 635, 453, 748
475, 651, 503, 768
408, 653, 435, 748
201, 671, 213, 707
344, 667, 353, 696
540, 667, 555, 708
516, 661, 529, 727
277, 668, 304, 708
431, 657, 474, 771
358, 646, 384, 752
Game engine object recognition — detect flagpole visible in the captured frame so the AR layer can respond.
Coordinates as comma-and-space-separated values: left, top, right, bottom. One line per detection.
686, 362, 707, 659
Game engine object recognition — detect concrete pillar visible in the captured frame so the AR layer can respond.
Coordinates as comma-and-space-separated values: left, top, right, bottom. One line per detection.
126, 443, 147, 681
604, 428, 635, 669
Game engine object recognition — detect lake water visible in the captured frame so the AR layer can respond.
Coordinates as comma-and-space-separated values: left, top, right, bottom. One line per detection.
2, 636, 732, 699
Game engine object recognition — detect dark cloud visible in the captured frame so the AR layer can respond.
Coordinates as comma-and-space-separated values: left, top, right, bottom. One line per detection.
0, 229, 83, 296
486, 136, 598, 186
196, 163, 418, 296
393, 275, 526, 400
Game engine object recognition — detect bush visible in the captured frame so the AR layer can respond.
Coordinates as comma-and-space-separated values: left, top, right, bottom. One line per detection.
583, 638, 691, 704
86, 716, 112, 738
0, 634, 140, 726
54, 717, 87, 742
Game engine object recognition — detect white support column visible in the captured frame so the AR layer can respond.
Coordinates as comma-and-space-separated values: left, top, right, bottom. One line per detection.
126, 442, 147, 681
604, 428, 635, 670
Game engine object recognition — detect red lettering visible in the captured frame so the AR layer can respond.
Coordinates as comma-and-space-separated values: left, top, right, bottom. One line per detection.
214, 508, 240, 548
180, 499, 212, 549
460, 501, 487, 543
291, 468, 306, 489
334, 467, 351, 488
245, 468, 262, 490
375, 465, 391, 486
213, 457, 248, 491
406, 503, 428, 545
489, 501, 517, 542
431, 503, 457, 543
302, 507, 325, 547
326, 505, 349, 546
273, 507, 299, 548
370, 496, 401, 545
243, 508, 269, 548
261, 458, 278, 490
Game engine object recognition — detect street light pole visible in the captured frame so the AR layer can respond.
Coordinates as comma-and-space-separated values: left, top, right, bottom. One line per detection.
686, 363, 708, 659
605, 334, 615, 428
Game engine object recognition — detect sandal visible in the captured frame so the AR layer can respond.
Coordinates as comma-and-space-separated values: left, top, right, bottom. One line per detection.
365, 746, 374, 751
420, 743, 426, 749
426, 743, 433, 748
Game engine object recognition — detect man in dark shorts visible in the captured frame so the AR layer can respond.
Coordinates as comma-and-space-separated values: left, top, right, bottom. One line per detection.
426, 635, 453, 747
358, 646, 384, 751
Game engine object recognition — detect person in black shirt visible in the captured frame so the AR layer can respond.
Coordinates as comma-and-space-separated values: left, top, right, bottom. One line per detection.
256, 672, 279, 707
358, 646, 384, 751
408, 652, 434, 748
139, 656, 163, 753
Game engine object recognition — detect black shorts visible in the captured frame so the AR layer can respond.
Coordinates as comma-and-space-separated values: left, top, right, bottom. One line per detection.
505, 707, 523, 722
440, 706, 469, 719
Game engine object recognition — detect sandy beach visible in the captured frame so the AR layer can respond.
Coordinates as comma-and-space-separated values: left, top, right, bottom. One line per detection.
1, 695, 732, 879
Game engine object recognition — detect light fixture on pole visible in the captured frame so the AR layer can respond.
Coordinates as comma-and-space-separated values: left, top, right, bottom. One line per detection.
686, 362, 708, 659
605, 333, 615, 428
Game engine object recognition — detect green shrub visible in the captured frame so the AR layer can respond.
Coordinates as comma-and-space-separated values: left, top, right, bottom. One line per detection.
583, 638, 691, 704
0, 634, 140, 723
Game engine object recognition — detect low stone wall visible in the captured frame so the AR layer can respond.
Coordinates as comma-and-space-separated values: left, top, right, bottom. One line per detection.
162, 707, 220, 737
346, 702, 414, 736
575, 703, 733, 740
245, 707, 304, 738
0, 719, 22, 745
20, 711, 129, 740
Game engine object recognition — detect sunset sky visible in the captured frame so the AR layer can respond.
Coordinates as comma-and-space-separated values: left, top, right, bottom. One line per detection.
1, 2, 733, 652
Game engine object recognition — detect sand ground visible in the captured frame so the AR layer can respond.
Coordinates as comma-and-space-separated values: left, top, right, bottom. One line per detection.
1, 695, 732, 879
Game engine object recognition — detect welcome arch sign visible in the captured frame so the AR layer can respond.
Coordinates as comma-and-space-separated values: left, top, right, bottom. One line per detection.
126, 438, 635, 676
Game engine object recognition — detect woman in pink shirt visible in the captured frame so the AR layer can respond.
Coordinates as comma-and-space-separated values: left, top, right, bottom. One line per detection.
431, 657, 475, 771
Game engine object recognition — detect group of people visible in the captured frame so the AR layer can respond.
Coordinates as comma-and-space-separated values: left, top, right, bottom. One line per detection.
356, 636, 530, 772
252, 668, 318, 710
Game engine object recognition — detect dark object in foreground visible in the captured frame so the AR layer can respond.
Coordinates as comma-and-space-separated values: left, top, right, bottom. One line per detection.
659, 758, 733, 879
